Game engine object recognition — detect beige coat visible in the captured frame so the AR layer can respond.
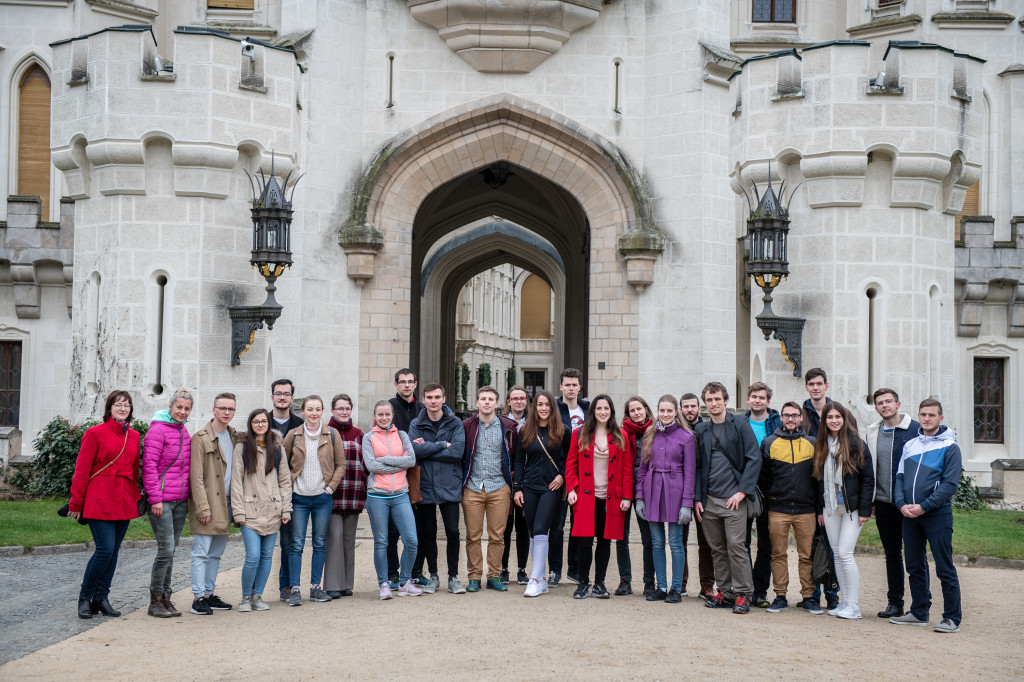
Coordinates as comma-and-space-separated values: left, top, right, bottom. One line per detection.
188, 420, 239, 535
284, 425, 347, 492
230, 439, 292, 536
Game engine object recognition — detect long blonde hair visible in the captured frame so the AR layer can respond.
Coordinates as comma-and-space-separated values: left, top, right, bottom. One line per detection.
641, 394, 691, 464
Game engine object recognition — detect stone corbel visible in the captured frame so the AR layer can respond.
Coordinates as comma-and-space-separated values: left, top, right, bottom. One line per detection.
1009, 281, 1024, 338
172, 143, 239, 199
84, 141, 146, 196
52, 144, 91, 200
617, 229, 665, 293
956, 281, 989, 336
338, 222, 384, 287
65, 265, 74, 319
700, 42, 743, 88
10, 263, 40, 319
800, 154, 867, 208
891, 155, 951, 210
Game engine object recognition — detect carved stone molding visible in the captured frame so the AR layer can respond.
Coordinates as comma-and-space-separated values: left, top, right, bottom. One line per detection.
407, 0, 604, 73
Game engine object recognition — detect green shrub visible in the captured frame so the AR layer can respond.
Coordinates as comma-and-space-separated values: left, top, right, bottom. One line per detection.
506, 366, 516, 394
476, 363, 491, 389
953, 469, 986, 511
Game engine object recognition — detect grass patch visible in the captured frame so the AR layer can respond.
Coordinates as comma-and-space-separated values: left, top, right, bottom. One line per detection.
858, 509, 1024, 561
0, 498, 236, 549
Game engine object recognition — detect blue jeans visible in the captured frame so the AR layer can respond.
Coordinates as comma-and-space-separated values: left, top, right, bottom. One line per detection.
81, 519, 130, 600
649, 521, 686, 592
190, 533, 229, 597
289, 493, 332, 587
241, 526, 278, 597
905, 512, 961, 625
365, 493, 418, 585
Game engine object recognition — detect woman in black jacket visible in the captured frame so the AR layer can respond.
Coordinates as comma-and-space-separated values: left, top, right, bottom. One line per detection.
513, 390, 571, 598
812, 401, 874, 620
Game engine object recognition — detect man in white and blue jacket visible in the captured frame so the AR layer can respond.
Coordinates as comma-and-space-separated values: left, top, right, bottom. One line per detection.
890, 399, 962, 633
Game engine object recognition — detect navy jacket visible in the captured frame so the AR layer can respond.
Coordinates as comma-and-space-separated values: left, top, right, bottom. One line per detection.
408, 406, 466, 504
744, 407, 782, 443
557, 396, 590, 432
694, 413, 762, 504
895, 425, 961, 515
461, 414, 518, 489
802, 398, 832, 439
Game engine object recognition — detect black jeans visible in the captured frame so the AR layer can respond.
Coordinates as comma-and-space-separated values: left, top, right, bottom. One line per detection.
745, 511, 772, 598
414, 502, 461, 579
502, 504, 529, 571
874, 500, 905, 607
549, 498, 579, 575
522, 489, 563, 537
577, 500, 611, 586
615, 505, 654, 584
81, 519, 130, 600
277, 516, 293, 590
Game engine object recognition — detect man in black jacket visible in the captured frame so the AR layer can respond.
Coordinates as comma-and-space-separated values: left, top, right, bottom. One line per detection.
387, 368, 421, 585
269, 379, 303, 602
680, 392, 714, 598
550, 368, 588, 585
694, 382, 761, 614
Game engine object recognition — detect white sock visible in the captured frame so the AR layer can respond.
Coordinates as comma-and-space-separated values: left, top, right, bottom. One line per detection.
531, 534, 549, 582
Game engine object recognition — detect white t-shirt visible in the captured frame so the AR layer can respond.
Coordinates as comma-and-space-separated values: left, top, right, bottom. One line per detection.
568, 405, 585, 431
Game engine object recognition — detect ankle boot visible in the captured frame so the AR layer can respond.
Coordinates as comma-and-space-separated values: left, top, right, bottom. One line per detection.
162, 592, 181, 617
77, 598, 93, 619
148, 590, 172, 618
91, 598, 121, 617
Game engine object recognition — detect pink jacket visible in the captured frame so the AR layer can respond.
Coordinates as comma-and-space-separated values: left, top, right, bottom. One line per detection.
142, 418, 192, 503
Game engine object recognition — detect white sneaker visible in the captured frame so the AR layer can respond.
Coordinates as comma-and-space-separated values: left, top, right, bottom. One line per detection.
828, 600, 848, 616
237, 596, 252, 612
524, 579, 544, 598
539, 579, 549, 594
251, 594, 270, 611
397, 580, 423, 597
423, 575, 440, 594
448, 577, 467, 594
837, 602, 862, 620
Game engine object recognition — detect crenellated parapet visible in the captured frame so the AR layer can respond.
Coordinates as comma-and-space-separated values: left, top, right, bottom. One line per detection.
955, 216, 1024, 338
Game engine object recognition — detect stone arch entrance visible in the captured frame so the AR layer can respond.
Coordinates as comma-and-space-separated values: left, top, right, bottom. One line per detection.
340, 94, 662, 414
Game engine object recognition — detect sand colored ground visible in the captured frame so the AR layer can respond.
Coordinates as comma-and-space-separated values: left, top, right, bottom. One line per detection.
2, 534, 1022, 681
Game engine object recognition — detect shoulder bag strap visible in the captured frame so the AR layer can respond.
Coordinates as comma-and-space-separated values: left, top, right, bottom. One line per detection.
89, 430, 130, 480
536, 435, 560, 473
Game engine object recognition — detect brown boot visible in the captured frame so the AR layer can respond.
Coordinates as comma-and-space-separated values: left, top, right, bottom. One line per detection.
148, 590, 171, 618
162, 592, 182, 617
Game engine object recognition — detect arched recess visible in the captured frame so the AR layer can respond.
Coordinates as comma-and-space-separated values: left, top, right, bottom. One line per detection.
345, 94, 659, 411
10, 57, 53, 220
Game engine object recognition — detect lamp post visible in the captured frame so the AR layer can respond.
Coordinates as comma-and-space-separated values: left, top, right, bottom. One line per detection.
228, 155, 301, 365
742, 171, 805, 376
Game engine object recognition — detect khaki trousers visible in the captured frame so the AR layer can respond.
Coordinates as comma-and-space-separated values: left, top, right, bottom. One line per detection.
462, 486, 510, 580
768, 511, 816, 599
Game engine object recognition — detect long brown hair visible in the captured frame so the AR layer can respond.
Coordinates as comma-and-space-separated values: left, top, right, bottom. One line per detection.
504, 385, 530, 417
243, 408, 281, 476
577, 394, 625, 452
811, 401, 865, 479
641, 394, 691, 464
520, 390, 564, 449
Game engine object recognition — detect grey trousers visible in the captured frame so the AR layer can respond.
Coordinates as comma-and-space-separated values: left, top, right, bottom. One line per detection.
701, 495, 752, 599
323, 513, 360, 593
148, 499, 188, 593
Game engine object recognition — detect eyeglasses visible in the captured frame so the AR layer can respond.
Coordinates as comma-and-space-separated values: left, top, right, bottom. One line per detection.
112, 402, 131, 409
214, 406, 236, 412
273, 392, 293, 398
251, 420, 269, 426
781, 414, 802, 420
396, 380, 416, 386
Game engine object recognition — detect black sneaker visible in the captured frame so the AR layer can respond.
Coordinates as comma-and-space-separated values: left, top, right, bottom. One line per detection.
517, 569, 528, 585
615, 579, 632, 596
665, 589, 682, 604
500, 568, 510, 585
548, 571, 561, 587
190, 597, 212, 615
204, 594, 232, 611
572, 582, 591, 599
825, 593, 840, 611
643, 579, 657, 598
767, 596, 789, 613
646, 588, 667, 602
704, 591, 735, 609
566, 572, 580, 585
591, 582, 610, 599
733, 595, 751, 614
752, 594, 770, 609
799, 598, 824, 615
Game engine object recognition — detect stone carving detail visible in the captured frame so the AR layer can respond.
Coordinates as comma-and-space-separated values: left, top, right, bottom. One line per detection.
407, 0, 604, 73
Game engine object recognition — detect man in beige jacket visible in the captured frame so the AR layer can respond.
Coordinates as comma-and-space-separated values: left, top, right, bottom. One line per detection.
188, 392, 240, 615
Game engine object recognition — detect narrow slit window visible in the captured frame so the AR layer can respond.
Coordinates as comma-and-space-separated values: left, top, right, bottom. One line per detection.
613, 59, 622, 114
154, 274, 167, 396
387, 54, 395, 109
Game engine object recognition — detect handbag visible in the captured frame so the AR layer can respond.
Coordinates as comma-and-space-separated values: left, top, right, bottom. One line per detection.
60, 429, 130, 524
811, 528, 839, 590
139, 429, 185, 517
536, 435, 566, 501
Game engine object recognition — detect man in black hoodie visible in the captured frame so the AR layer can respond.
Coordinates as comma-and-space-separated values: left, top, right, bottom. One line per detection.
387, 368, 421, 585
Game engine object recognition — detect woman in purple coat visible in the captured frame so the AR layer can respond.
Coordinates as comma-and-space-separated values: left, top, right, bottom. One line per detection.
634, 395, 696, 604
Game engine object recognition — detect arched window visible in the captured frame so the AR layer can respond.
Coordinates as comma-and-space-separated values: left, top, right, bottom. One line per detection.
955, 181, 980, 242
17, 65, 52, 219
519, 274, 551, 339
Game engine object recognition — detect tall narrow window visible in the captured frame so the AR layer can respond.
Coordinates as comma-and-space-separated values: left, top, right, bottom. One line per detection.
155, 275, 167, 395
612, 58, 622, 114
386, 54, 395, 109
955, 180, 980, 242
520, 274, 552, 339
17, 65, 52, 219
0, 342, 23, 427
973, 358, 1004, 443
866, 287, 877, 402
753, 0, 795, 22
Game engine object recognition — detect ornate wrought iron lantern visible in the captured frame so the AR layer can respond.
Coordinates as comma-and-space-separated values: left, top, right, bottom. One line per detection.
740, 170, 805, 376
228, 155, 301, 365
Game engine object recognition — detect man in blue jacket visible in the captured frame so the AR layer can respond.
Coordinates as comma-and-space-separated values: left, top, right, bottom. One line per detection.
890, 399, 962, 633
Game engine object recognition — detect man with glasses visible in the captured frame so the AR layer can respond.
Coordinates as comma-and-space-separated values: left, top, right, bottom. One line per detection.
761, 402, 821, 615
187, 393, 240, 615
387, 369, 422, 586
269, 379, 303, 600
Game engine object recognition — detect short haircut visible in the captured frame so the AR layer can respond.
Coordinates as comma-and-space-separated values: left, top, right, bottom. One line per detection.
680, 392, 699, 403
804, 367, 827, 384
477, 385, 499, 400
872, 387, 899, 404
213, 392, 236, 404
169, 388, 194, 407
271, 378, 294, 394
394, 368, 416, 382
746, 382, 773, 401
559, 368, 581, 383
331, 393, 353, 409
422, 382, 445, 397
103, 390, 134, 424
701, 381, 729, 403
918, 398, 943, 415
780, 401, 803, 416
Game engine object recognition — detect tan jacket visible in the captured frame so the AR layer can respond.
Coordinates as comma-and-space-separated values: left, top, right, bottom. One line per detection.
284, 425, 346, 493
230, 439, 292, 536
188, 420, 239, 535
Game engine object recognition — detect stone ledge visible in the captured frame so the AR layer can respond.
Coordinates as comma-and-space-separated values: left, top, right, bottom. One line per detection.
847, 13, 923, 38
931, 11, 1016, 29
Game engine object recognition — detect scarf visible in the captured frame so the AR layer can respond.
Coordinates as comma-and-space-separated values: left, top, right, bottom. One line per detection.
822, 436, 840, 517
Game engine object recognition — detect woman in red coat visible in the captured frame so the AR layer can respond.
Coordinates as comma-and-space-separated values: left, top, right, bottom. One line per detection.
67, 390, 142, 619
565, 395, 633, 599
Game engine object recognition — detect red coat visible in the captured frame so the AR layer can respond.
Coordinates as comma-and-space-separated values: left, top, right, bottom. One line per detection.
69, 418, 142, 520
565, 428, 633, 540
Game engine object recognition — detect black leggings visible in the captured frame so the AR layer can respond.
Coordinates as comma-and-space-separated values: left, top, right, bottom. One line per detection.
577, 500, 611, 585
502, 504, 529, 571
414, 502, 461, 578
522, 489, 563, 538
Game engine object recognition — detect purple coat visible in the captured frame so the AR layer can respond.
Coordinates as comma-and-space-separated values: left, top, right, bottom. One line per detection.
635, 422, 696, 523
142, 419, 191, 503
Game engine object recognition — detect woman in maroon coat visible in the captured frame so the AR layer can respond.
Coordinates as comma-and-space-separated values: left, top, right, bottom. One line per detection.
67, 390, 142, 619
565, 395, 633, 599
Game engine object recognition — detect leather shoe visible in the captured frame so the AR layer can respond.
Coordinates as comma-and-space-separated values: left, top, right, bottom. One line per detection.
326, 591, 342, 599
877, 603, 904, 618
77, 598, 93, 619
91, 598, 122, 617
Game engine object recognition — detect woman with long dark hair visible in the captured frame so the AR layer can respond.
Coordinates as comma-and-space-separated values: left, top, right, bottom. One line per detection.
618, 396, 655, 596
67, 390, 142, 619
565, 395, 632, 599
812, 401, 874, 620
230, 408, 292, 611
513, 389, 569, 597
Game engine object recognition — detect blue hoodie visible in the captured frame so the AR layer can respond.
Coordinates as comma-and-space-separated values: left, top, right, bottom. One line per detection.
894, 425, 961, 515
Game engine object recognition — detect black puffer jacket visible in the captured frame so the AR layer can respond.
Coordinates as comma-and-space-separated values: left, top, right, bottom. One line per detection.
760, 427, 817, 515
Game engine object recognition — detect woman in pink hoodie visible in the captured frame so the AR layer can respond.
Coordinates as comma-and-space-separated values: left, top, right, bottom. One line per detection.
142, 389, 193, 617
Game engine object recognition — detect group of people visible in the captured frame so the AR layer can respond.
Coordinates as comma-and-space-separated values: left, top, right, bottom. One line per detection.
66, 367, 963, 633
